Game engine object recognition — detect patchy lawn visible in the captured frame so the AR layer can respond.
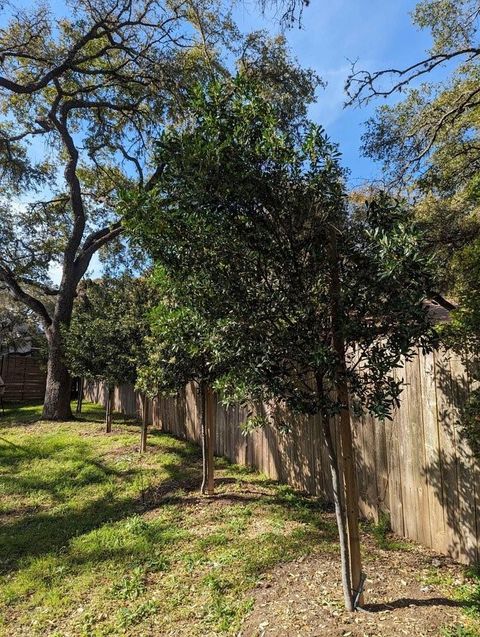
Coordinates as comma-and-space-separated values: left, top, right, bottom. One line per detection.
0, 402, 478, 637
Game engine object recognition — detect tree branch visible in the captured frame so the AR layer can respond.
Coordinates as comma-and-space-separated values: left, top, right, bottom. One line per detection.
0, 265, 52, 327
345, 48, 480, 107
74, 221, 124, 280
19, 277, 60, 296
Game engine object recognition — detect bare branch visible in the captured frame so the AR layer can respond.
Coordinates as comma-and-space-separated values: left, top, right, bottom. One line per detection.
345, 48, 480, 107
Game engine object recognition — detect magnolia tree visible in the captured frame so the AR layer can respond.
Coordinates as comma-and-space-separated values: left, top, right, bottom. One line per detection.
137, 268, 224, 491
65, 277, 153, 433
124, 76, 437, 611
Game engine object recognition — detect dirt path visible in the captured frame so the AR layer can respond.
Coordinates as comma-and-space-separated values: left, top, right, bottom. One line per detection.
239, 532, 469, 637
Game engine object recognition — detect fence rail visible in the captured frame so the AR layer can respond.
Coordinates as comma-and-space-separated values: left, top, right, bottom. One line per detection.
86, 346, 479, 565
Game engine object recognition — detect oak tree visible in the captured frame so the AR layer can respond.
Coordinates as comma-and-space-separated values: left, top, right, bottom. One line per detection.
346, 0, 480, 300
0, 0, 243, 420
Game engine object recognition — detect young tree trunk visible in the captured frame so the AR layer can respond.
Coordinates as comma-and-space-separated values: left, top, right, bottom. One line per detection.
322, 416, 354, 612
205, 385, 215, 496
327, 226, 364, 609
337, 383, 364, 607
105, 386, 114, 433
42, 324, 73, 421
140, 393, 148, 453
200, 381, 208, 495
76, 377, 84, 414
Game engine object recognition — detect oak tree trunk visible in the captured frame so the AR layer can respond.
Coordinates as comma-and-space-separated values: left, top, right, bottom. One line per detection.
42, 324, 73, 421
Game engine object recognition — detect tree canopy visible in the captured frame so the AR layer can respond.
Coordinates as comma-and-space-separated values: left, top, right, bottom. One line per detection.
65, 276, 153, 389
125, 76, 436, 420
0, 0, 321, 420
346, 0, 480, 341
123, 74, 437, 609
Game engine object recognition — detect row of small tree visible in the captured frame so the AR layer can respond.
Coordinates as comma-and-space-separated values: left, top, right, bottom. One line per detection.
43, 70, 437, 612
88, 75, 434, 611
64, 272, 220, 495
0, 0, 471, 617
63, 74, 437, 611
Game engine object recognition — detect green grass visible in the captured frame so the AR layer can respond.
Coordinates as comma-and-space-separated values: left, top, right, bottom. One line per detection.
362, 512, 413, 552
422, 563, 480, 637
0, 401, 337, 636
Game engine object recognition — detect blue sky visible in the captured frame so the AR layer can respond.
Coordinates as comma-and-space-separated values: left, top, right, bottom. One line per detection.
234, 0, 433, 185
4, 0, 435, 187
2, 0, 435, 282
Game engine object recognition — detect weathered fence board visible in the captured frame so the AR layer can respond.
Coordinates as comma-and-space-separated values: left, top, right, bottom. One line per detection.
85, 346, 480, 564
0, 354, 46, 402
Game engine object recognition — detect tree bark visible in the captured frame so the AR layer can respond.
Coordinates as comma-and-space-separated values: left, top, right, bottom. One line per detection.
105, 386, 113, 433
140, 393, 148, 453
327, 225, 364, 609
42, 324, 73, 421
322, 416, 354, 612
76, 377, 84, 414
200, 381, 208, 495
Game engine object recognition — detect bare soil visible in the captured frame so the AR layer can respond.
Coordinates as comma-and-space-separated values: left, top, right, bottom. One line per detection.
239, 522, 469, 637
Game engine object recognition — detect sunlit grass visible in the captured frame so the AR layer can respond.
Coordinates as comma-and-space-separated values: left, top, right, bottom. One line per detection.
0, 401, 336, 636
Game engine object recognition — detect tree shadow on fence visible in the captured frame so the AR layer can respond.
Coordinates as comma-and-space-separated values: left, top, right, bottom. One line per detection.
422, 349, 480, 565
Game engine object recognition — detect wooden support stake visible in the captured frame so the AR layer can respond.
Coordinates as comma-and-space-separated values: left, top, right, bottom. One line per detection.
140, 393, 148, 453
338, 385, 364, 607
105, 386, 113, 433
206, 386, 215, 496
200, 381, 207, 494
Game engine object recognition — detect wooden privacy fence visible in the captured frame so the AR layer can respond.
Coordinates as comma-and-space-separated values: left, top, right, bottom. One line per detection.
86, 346, 480, 565
0, 353, 46, 402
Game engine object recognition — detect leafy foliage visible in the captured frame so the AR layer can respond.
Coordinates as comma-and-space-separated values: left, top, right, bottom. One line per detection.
440, 238, 480, 455
0, 289, 46, 355
64, 277, 153, 388
136, 268, 221, 398
124, 75, 437, 422
353, 1, 480, 300
0, 0, 320, 418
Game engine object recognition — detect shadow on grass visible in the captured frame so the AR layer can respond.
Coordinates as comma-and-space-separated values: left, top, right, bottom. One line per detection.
0, 437, 337, 579
0, 402, 43, 427
75, 409, 141, 427
0, 450, 203, 574
0, 401, 138, 428
0, 401, 338, 583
